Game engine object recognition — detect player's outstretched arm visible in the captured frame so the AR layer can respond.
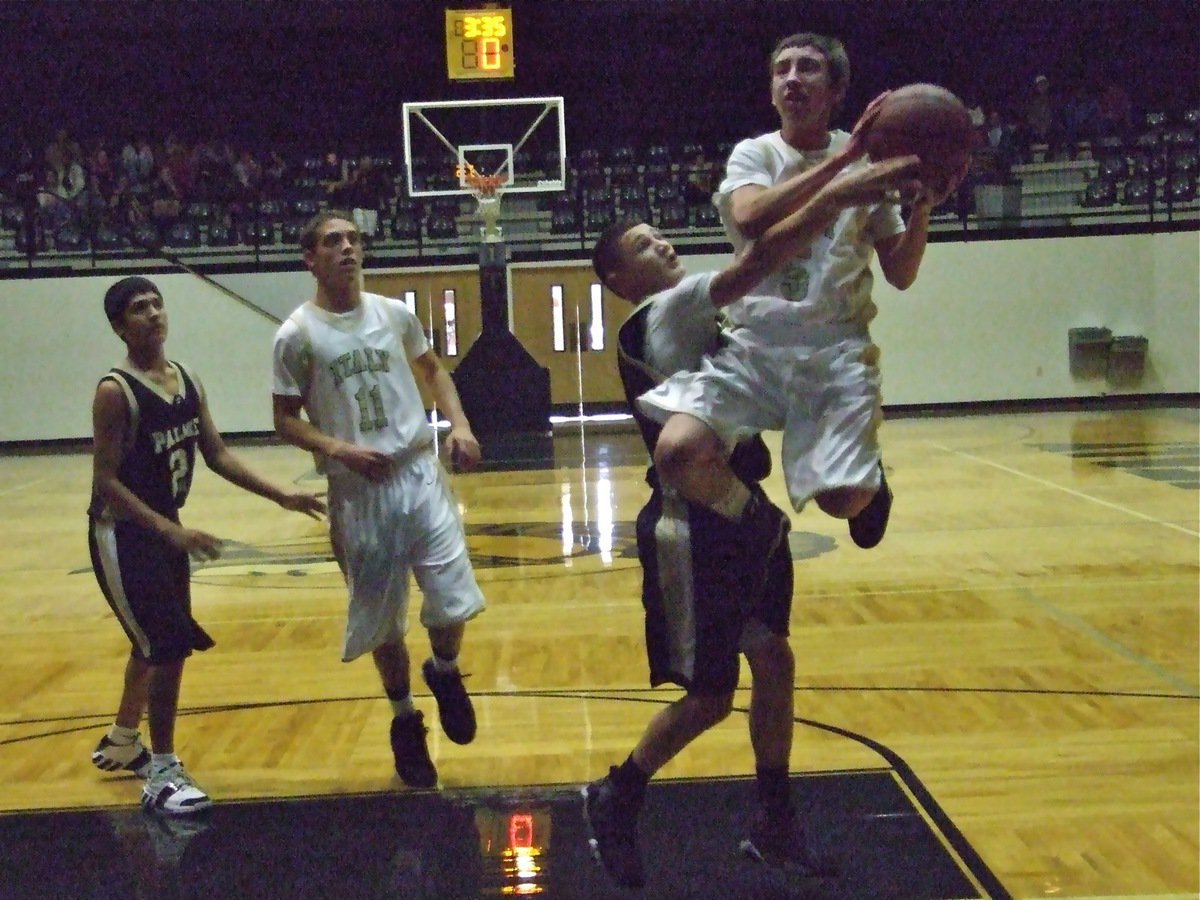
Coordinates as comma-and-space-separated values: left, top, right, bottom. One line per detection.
712, 154, 921, 306
197, 393, 326, 518
875, 156, 970, 290
726, 92, 891, 240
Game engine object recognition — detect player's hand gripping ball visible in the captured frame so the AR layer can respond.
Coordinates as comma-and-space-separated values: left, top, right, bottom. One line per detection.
865, 83, 975, 197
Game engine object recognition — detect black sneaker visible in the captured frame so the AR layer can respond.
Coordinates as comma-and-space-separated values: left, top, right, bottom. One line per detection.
739, 807, 834, 876
422, 658, 477, 745
849, 463, 892, 549
390, 712, 437, 789
582, 770, 645, 888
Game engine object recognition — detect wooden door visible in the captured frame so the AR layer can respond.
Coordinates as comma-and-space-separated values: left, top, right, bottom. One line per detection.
368, 268, 482, 406
509, 263, 627, 407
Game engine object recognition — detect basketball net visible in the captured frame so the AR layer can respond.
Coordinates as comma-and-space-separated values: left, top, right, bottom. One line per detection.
458, 166, 508, 243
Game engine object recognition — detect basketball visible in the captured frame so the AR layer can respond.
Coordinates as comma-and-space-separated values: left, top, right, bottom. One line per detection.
864, 83, 975, 190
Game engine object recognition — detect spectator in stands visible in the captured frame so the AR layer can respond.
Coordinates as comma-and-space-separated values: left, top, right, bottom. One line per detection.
50, 128, 73, 169
983, 108, 1020, 173
261, 149, 289, 199
161, 141, 195, 201
683, 149, 717, 205
1061, 84, 1100, 159
66, 142, 88, 200
342, 155, 393, 241
193, 139, 236, 205
121, 136, 155, 194
79, 169, 113, 231
233, 148, 263, 200
1021, 74, 1063, 161
47, 141, 86, 205
1097, 81, 1134, 145
149, 166, 183, 233
37, 165, 73, 233
109, 169, 148, 231
89, 138, 116, 198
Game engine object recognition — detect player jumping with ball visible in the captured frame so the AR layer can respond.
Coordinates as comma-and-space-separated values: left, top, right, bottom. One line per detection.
640, 32, 968, 552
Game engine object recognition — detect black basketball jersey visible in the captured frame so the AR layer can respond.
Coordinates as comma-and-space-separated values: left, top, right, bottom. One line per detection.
616, 305, 771, 485
88, 362, 202, 522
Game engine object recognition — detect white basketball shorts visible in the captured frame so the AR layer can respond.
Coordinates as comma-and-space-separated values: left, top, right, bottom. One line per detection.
328, 449, 486, 662
638, 332, 884, 511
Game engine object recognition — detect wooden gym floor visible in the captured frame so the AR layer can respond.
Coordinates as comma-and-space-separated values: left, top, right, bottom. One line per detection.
0, 401, 1196, 898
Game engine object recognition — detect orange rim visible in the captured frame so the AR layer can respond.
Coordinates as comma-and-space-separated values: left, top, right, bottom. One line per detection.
465, 172, 507, 197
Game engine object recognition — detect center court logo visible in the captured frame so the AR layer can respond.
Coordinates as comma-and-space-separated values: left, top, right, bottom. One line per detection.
71, 524, 835, 577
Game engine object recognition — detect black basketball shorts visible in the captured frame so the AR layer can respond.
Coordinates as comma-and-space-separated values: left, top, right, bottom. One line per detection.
88, 516, 214, 664
637, 488, 793, 696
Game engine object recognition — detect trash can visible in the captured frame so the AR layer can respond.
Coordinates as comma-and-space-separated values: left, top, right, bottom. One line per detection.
1068, 327, 1112, 379
1107, 335, 1148, 385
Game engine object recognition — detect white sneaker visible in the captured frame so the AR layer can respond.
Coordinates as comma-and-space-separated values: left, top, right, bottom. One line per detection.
91, 734, 152, 778
141, 761, 212, 816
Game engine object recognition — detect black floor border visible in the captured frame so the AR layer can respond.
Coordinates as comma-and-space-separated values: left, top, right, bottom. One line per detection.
520, 689, 1013, 900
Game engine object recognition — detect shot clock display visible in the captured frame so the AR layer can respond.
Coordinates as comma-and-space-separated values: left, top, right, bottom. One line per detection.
445, 8, 514, 80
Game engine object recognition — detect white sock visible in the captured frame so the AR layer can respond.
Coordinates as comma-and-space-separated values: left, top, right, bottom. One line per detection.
151, 752, 180, 773
108, 724, 139, 744
430, 654, 459, 674
389, 694, 416, 717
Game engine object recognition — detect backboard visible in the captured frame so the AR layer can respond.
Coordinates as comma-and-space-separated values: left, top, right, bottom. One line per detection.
402, 96, 567, 199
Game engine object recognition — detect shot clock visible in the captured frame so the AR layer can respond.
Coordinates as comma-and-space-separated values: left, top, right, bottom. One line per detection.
445, 8, 515, 80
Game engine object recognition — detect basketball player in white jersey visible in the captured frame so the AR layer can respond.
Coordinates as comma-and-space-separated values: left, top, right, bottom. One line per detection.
667, 31, 966, 548
583, 148, 925, 885
271, 211, 486, 789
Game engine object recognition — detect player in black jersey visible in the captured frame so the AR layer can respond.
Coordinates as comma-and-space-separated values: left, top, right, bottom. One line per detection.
88, 276, 325, 816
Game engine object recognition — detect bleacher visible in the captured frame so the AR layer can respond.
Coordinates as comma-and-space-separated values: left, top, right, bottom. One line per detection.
1, 108, 1197, 269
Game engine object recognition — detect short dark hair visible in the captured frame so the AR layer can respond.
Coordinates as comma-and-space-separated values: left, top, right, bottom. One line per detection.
104, 276, 160, 323
299, 209, 355, 252
771, 32, 850, 90
591, 218, 643, 294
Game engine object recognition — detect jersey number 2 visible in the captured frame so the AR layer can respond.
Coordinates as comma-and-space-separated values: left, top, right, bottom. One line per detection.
168, 448, 190, 502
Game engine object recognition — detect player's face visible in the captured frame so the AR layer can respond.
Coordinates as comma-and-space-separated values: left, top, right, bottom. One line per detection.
613, 224, 685, 299
771, 45, 843, 128
305, 218, 362, 287
114, 291, 167, 348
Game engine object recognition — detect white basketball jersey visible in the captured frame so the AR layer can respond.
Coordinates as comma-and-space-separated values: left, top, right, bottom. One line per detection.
272, 292, 434, 479
716, 130, 905, 334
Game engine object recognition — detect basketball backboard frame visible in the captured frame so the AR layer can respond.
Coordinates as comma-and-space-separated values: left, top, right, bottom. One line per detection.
402, 96, 567, 199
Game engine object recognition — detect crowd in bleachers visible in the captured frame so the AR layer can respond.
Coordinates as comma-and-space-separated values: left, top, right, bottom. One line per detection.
1, 91, 1197, 259
963, 77, 1198, 209
0, 129, 407, 254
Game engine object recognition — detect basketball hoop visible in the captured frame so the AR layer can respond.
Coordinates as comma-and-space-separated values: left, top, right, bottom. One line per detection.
458, 165, 508, 242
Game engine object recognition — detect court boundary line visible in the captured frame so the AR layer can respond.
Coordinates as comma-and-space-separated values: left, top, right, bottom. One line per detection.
932, 443, 1199, 537
3, 681, 1197, 731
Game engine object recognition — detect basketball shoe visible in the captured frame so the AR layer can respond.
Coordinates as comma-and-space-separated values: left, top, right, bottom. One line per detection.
91, 733, 152, 778
849, 463, 892, 549
141, 760, 212, 816
582, 769, 646, 888
422, 658, 477, 745
739, 806, 834, 876
390, 711, 437, 788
